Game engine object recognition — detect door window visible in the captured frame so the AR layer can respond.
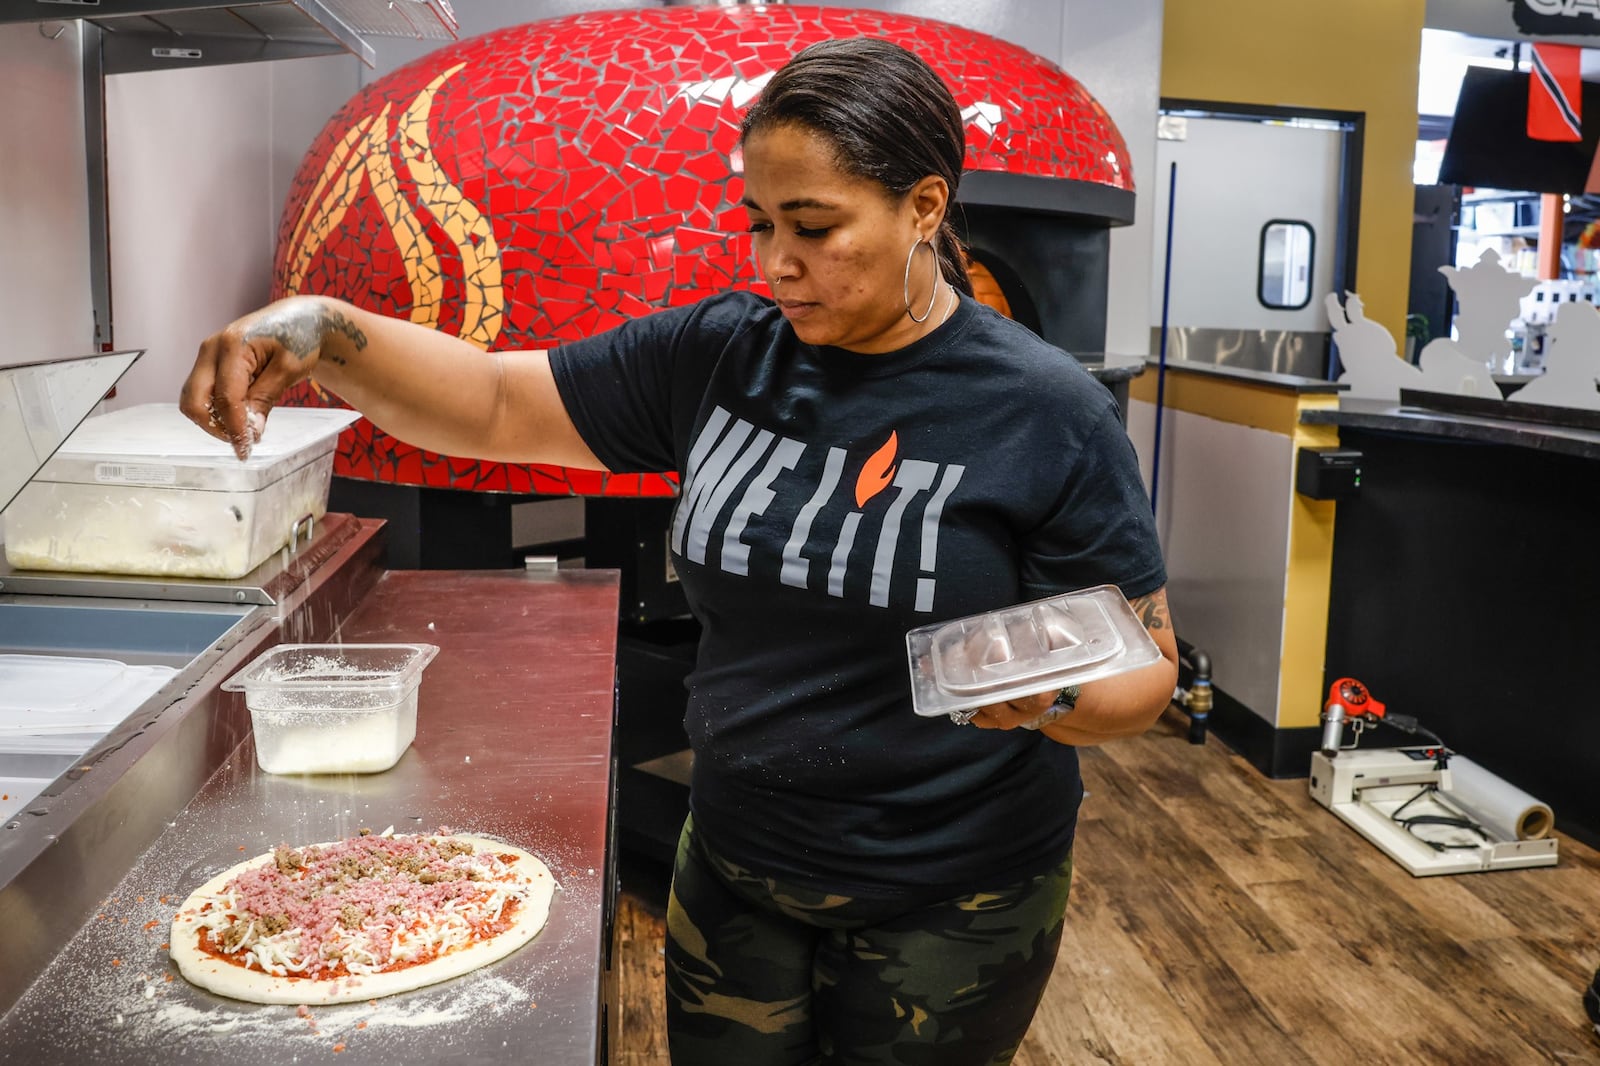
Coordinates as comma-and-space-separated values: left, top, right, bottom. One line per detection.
1258, 220, 1316, 310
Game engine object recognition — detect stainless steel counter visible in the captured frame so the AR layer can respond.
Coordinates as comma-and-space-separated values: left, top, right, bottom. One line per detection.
0, 567, 620, 1065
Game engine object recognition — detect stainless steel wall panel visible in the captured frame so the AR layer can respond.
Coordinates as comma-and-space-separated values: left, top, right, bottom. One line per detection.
1153, 326, 1330, 379
1130, 401, 1293, 725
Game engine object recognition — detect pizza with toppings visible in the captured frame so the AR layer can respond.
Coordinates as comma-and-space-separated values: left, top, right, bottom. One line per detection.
169, 832, 556, 1004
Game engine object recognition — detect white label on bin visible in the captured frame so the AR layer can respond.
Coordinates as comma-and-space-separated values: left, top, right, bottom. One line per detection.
94, 462, 177, 485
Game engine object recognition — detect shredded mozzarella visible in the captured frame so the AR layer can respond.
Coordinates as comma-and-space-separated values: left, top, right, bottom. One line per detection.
190, 834, 534, 979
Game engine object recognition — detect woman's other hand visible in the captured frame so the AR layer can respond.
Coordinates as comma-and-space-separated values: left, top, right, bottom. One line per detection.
179, 296, 360, 459
967, 690, 1059, 731
967, 587, 1180, 745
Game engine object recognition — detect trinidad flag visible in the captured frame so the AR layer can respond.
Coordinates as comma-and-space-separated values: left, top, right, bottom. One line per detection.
1529, 42, 1583, 143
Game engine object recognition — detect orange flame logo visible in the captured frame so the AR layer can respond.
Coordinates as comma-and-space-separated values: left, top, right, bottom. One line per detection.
855, 431, 898, 507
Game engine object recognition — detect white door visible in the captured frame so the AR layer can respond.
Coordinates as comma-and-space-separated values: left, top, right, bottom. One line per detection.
1151, 115, 1345, 336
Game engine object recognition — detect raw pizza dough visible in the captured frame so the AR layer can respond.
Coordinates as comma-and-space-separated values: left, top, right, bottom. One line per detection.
170, 833, 556, 1005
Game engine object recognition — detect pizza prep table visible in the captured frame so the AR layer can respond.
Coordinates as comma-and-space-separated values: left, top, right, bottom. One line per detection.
0, 532, 623, 1065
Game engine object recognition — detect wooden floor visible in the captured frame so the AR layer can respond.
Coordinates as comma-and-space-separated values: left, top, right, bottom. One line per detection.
611, 708, 1600, 1064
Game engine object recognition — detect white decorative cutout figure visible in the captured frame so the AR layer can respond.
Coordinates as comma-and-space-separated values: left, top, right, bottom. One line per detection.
1510, 300, 1600, 412
1416, 338, 1500, 397
1518, 279, 1597, 375
1327, 291, 1422, 401
1438, 249, 1538, 373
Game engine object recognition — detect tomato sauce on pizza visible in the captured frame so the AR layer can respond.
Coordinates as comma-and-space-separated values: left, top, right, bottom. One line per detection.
170, 832, 556, 1003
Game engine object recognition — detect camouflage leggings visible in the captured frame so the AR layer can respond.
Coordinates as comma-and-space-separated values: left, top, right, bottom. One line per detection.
664, 815, 1074, 1066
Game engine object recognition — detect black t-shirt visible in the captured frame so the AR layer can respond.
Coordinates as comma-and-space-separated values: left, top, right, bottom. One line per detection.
549, 290, 1165, 899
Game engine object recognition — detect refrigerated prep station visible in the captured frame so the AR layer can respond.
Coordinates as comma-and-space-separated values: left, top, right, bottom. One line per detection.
0, 354, 621, 1063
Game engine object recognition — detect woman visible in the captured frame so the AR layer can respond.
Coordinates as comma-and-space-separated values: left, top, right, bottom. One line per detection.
183, 37, 1177, 1066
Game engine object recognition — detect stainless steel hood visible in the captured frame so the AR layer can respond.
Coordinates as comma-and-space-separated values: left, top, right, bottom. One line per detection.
1, 0, 458, 72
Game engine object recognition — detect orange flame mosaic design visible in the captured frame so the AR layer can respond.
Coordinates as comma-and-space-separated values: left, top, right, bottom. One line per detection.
275, 6, 1132, 496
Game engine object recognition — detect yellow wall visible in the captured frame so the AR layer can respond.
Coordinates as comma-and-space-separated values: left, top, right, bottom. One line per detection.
1161, 0, 1426, 344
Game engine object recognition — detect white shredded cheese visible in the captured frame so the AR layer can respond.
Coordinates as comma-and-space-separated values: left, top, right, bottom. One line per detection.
192, 837, 533, 979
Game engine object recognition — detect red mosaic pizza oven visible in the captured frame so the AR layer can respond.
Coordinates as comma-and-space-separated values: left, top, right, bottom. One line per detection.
275, 3, 1134, 501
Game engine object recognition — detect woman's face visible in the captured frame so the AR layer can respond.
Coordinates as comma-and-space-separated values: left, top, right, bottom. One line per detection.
740, 123, 947, 354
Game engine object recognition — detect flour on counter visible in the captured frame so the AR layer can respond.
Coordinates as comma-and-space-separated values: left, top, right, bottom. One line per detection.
0, 784, 592, 1063
135, 974, 532, 1044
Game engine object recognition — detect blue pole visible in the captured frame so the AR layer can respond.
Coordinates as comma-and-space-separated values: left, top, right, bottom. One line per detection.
1150, 160, 1177, 513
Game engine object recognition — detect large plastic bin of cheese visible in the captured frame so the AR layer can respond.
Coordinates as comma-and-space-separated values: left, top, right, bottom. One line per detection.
2, 404, 358, 579
0, 653, 178, 757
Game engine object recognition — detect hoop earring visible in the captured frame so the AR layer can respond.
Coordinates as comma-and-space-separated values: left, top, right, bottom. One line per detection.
903, 237, 940, 323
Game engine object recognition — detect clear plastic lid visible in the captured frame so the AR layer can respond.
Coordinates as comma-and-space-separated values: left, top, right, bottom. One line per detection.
53, 404, 357, 463
31, 404, 359, 492
0, 654, 177, 736
223, 644, 439, 702
0, 733, 109, 756
906, 585, 1162, 720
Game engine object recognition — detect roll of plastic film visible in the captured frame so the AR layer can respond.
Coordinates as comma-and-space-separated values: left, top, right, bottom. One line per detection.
1442, 756, 1554, 841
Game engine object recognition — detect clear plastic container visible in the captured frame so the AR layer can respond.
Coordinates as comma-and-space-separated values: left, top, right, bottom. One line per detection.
906, 585, 1162, 722
222, 644, 439, 775
2, 404, 357, 579
0, 653, 178, 752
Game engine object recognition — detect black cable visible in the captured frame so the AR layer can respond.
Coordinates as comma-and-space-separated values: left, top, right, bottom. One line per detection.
1376, 713, 1447, 751
1341, 708, 1483, 850
1389, 784, 1489, 851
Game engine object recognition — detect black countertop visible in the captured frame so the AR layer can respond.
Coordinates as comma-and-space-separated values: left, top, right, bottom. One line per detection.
1302, 399, 1600, 461
1141, 357, 1346, 394
1071, 354, 1147, 386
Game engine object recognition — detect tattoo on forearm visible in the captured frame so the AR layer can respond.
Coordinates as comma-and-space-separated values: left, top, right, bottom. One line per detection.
320, 309, 366, 365
1130, 592, 1170, 631
244, 303, 368, 366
